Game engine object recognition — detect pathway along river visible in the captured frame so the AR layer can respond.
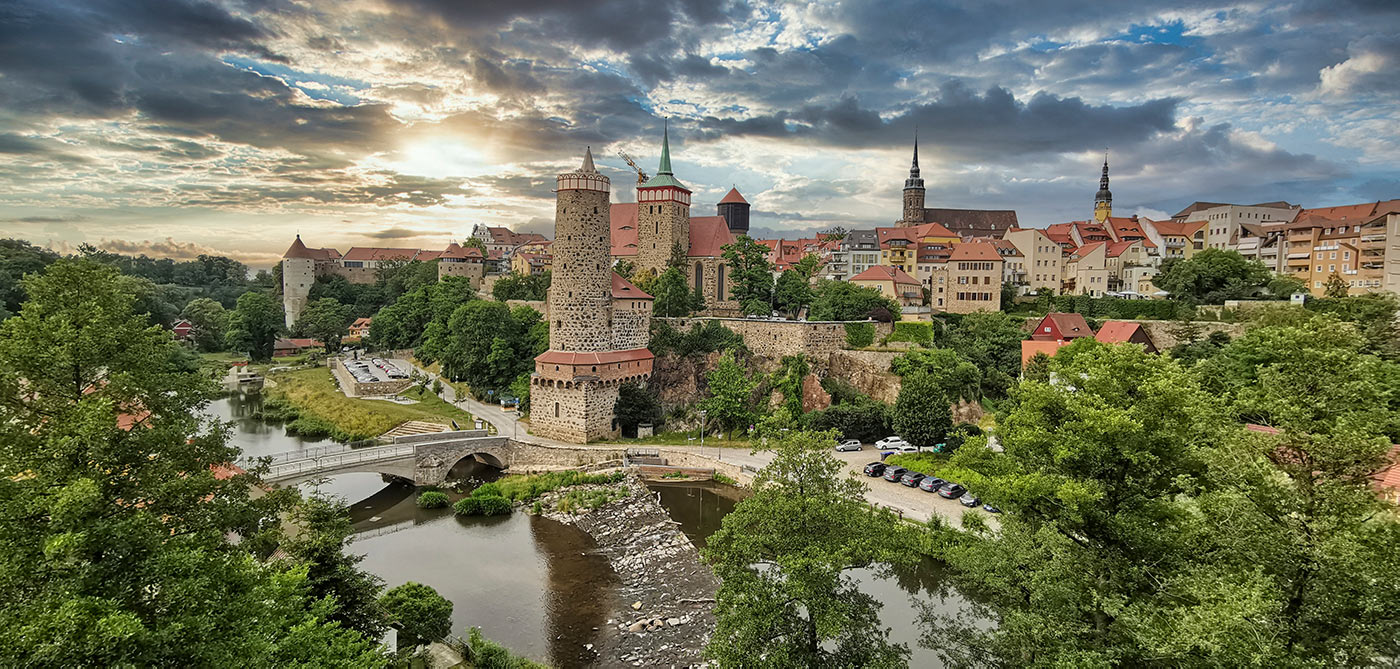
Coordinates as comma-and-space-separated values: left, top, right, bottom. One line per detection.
213, 395, 973, 667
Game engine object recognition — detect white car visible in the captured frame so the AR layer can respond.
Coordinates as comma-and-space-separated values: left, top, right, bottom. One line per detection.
896, 443, 920, 453
875, 436, 907, 449
834, 439, 863, 452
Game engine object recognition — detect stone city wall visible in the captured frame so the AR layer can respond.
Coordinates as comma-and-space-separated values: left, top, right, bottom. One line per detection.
658, 317, 893, 360
611, 301, 652, 351
529, 378, 622, 443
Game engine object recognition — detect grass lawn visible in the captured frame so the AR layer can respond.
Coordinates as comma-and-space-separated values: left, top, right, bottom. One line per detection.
884, 452, 950, 475
267, 367, 478, 441
410, 356, 473, 399
607, 430, 754, 449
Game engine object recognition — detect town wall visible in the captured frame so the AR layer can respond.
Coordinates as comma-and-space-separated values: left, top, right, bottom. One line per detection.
529, 378, 622, 443
658, 317, 893, 360
612, 300, 652, 350
438, 260, 485, 288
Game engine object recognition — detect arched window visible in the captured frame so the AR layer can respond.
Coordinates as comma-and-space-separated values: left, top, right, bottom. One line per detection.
694, 262, 703, 291
717, 264, 726, 301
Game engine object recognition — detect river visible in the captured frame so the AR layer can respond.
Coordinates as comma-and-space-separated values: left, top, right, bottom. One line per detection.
213, 395, 971, 667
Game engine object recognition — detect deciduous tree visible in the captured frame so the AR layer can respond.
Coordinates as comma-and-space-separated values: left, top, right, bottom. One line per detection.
294, 297, 353, 352
892, 371, 952, 450
378, 582, 453, 649
721, 235, 774, 314
701, 352, 756, 436
180, 296, 229, 352
226, 289, 283, 361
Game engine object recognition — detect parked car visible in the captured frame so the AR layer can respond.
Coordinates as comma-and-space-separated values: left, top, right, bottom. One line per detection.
896, 443, 920, 453
982, 504, 1002, 514
835, 439, 863, 452
900, 471, 926, 487
874, 436, 905, 449
918, 476, 946, 493
862, 462, 887, 477
937, 483, 967, 499
959, 493, 980, 507
882, 466, 908, 482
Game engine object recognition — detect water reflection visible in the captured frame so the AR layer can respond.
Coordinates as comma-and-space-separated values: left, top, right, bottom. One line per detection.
206, 394, 329, 460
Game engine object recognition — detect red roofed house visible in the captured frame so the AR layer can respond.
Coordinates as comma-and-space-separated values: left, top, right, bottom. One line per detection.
171, 319, 194, 341
608, 128, 742, 315
1030, 312, 1093, 341
347, 317, 372, 341
851, 266, 923, 314
1094, 320, 1157, 353
274, 337, 323, 357
1021, 339, 1070, 367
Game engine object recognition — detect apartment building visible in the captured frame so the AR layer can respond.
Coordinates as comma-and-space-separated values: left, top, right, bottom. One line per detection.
1283, 200, 1400, 295
1004, 228, 1063, 294
922, 242, 1005, 313
1146, 219, 1207, 260
1062, 241, 1110, 297
1174, 202, 1299, 250
846, 230, 882, 277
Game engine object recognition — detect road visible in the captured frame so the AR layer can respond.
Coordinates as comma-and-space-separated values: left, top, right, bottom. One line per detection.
394, 359, 988, 527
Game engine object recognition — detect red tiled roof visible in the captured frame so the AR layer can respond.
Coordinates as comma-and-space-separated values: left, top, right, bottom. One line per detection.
1095, 321, 1144, 344
949, 241, 1004, 261
851, 265, 920, 285
486, 227, 548, 246
274, 337, 322, 350
922, 208, 1019, 236
282, 236, 339, 261
876, 226, 920, 247
416, 250, 444, 261
611, 272, 653, 299
1071, 241, 1106, 258
973, 238, 1024, 257
911, 221, 958, 238
718, 187, 748, 205
1035, 312, 1092, 340
341, 247, 422, 262
610, 202, 639, 256
535, 348, 655, 365
1105, 240, 1140, 257
1021, 339, 1069, 366
351, 317, 372, 328
1149, 219, 1207, 237
439, 243, 484, 259
688, 215, 733, 258
1296, 200, 1400, 222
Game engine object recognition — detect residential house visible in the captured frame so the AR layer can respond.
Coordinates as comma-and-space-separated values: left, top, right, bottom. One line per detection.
1283, 200, 1400, 295
348, 317, 372, 340
511, 251, 552, 276
1095, 321, 1157, 353
851, 265, 923, 315
1173, 202, 1300, 250
1029, 312, 1094, 341
1146, 219, 1207, 260
1062, 241, 1110, 296
846, 230, 882, 277
1004, 227, 1062, 294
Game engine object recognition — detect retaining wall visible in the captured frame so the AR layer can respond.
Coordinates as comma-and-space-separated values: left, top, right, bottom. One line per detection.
658, 317, 893, 360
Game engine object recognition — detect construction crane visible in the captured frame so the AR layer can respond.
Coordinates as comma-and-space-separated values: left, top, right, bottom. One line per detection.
617, 150, 648, 185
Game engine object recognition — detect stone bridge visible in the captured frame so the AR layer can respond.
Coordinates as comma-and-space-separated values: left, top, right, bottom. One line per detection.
254, 430, 628, 487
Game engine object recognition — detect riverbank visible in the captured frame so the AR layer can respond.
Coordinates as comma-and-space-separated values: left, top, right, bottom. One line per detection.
263, 366, 477, 441
535, 475, 719, 667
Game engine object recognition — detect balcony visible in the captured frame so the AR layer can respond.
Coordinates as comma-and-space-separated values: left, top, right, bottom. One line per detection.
1286, 252, 1311, 260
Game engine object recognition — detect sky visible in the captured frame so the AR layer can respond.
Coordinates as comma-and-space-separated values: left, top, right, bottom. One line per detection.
1, 1, 1397, 268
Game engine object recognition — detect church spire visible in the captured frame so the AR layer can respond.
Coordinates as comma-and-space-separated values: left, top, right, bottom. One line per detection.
904, 132, 924, 190
581, 145, 596, 173
657, 119, 673, 176
1094, 150, 1113, 222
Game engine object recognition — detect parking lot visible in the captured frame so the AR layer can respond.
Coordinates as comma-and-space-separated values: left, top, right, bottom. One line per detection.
830, 447, 992, 526
342, 357, 408, 384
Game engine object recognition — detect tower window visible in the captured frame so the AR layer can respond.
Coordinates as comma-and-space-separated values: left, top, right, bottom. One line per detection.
554, 402, 559, 418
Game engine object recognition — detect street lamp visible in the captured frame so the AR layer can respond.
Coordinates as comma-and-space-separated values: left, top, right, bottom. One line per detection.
698, 409, 707, 459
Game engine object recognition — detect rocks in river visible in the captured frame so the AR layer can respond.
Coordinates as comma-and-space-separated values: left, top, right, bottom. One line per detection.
550, 475, 720, 668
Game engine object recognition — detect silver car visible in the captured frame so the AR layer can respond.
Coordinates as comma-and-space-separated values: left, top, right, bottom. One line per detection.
834, 439, 863, 452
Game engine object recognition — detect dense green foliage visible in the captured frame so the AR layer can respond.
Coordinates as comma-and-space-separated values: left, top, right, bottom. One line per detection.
179, 296, 229, 352
477, 471, 625, 503
844, 321, 876, 348
369, 275, 477, 351
1153, 248, 1282, 303
648, 319, 745, 357
773, 268, 813, 318
491, 270, 550, 301
462, 626, 549, 669
931, 331, 1400, 667
940, 311, 1026, 398
453, 495, 513, 516
890, 347, 982, 402
721, 235, 776, 315
294, 297, 353, 352
377, 582, 453, 648
651, 266, 704, 317
0, 238, 60, 318
427, 301, 546, 398
704, 430, 912, 667
892, 371, 952, 449
279, 495, 387, 639
884, 321, 936, 345
0, 260, 385, 666
701, 352, 757, 435
1034, 292, 1188, 320
808, 279, 900, 322
614, 382, 664, 437
807, 398, 892, 443
226, 290, 284, 361
415, 491, 450, 509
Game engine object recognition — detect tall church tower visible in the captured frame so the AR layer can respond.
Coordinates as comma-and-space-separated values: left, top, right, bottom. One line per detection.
635, 124, 692, 272
1094, 152, 1113, 223
900, 135, 926, 227
530, 148, 654, 443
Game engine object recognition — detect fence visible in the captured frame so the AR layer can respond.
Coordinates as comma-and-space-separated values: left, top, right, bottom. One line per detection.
264, 444, 416, 480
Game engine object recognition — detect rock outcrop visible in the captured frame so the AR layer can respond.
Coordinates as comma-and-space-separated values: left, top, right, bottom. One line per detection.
825, 350, 904, 404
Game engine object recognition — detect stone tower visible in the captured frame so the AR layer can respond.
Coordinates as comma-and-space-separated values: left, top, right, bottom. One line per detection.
717, 187, 750, 234
900, 135, 926, 227
635, 124, 692, 273
281, 235, 316, 328
1094, 152, 1113, 223
530, 148, 655, 443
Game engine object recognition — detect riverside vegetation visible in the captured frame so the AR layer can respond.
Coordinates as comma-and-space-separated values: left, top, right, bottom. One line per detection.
258, 367, 476, 441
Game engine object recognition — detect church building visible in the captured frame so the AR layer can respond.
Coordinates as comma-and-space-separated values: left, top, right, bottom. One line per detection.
609, 128, 744, 315
530, 148, 656, 443
896, 137, 1020, 238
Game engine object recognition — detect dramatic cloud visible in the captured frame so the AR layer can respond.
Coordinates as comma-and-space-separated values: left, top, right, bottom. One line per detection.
0, 0, 1395, 264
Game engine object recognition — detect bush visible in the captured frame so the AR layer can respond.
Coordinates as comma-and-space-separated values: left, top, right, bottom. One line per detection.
378, 582, 453, 648
885, 321, 934, 346
807, 399, 891, 443
649, 319, 745, 357
470, 482, 503, 498
454, 494, 512, 516
490, 470, 625, 502
463, 626, 548, 669
415, 491, 449, 509
712, 472, 738, 486
844, 322, 875, 348
884, 452, 948, 474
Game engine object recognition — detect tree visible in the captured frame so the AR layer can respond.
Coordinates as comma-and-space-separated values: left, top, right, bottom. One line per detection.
226, 290, 283, 361
434, 302, 545, 395
807, 399, 891, 443
1323, 272, 1350, 298
463, 236, 487, 254
613, 258, 636, 278
943, 311, 1026, 398
808, 280, 901, 322
294, 298, 353, 352
378, 582, 453, 649
821, 226, 848, 240
614, 382, 663, 437
701, 352, 756, 436
1022, 351, 1051, 382
1152, 249, 1272, 303
0, 238, 60, 318
668, 241, 689, 269
279, 495, 386, 639
721, 235, 774, 314
890, 348, 981, 401
892, 371, 952, 449
792, 253, 822, 280
1267, 273, 1307, 298
180, 296, 229, 352
772, 269, 812, 319
704, 430, 911, 667
492, 271, 550, 301
652, 266, 700, 317
0, 259, 383, 665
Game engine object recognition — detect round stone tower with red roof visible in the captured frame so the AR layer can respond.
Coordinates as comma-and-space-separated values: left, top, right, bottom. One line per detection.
531, 148, 655, 443
281, 235, 316, 327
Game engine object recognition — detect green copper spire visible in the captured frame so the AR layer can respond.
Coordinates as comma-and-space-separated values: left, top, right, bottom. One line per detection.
657, 119, 673, 175
642, 119, 688, 190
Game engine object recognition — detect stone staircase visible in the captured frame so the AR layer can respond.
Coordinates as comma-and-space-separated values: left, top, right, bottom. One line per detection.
379, 420, 451, 440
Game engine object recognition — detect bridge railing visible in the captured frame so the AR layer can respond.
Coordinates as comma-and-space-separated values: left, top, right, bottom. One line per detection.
239, 443, 359, 466
266, 444, 417, 480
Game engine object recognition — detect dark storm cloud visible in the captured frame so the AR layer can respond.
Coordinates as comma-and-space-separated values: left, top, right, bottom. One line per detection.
689, 83, 1178, 161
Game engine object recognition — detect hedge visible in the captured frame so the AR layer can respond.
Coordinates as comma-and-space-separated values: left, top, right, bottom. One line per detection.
844, 322, 876, 348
